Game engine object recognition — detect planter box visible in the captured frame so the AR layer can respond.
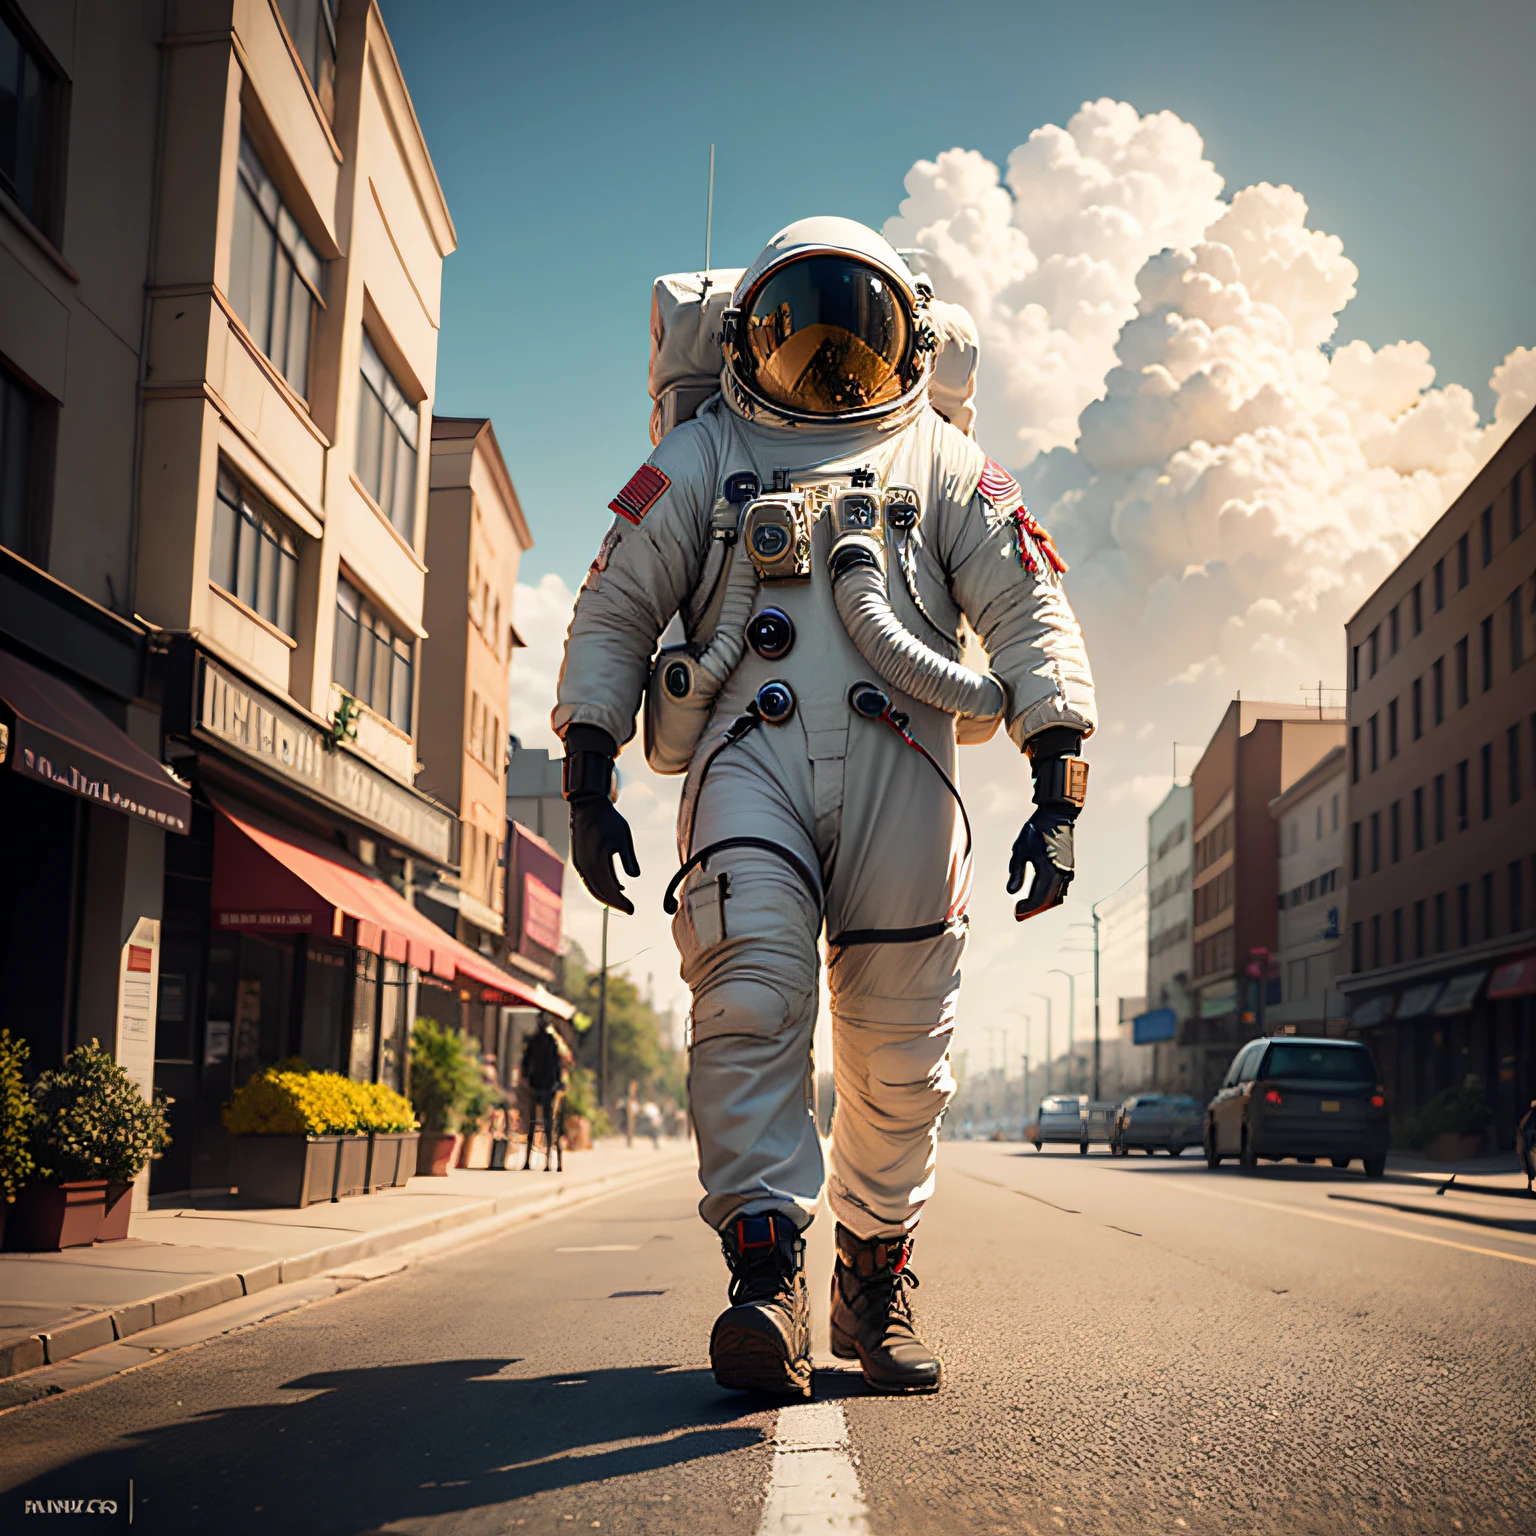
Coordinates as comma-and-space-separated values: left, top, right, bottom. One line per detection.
4, 1180, 107, 1251
365, 1132, 419, 1191
488, 1137, 510, 1171
333, 1135, 370, 1199
234, 1135, 343, 1208
416, 1132, 461, 1177
98, 1181, 135, 1243
458, 1131, 494, 1170
1426, 1131, 1486, 1163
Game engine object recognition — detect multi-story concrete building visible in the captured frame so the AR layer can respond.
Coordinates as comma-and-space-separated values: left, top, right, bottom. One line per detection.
0, 4, 187, 1095
418, 416, 531, 960
2, 1, 564, 1197
1186, 700, 1345, 1095
1141, 782, 1192, 1091
1341, 405, 1536, 1151
1268, 746, 1346, 1032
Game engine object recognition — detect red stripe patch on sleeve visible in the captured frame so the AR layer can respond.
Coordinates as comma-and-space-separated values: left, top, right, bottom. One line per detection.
977, 457, 1022, 511
609, 464, 671, 524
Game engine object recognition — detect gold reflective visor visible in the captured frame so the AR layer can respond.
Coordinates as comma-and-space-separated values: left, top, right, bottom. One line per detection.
739, 256, 912, 417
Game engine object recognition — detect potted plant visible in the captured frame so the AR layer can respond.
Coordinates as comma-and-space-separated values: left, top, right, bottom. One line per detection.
0, 1031, 38, 1250
8, 1041, 170, 1251
354, 1080, 419, 1191
223, 1064, 365, 1207
455, 1039, 500, 1169
409, 1020, 476, 1175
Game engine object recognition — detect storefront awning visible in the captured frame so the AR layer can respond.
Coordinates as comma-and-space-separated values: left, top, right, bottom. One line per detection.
1351, 993, 1396, 1027
1488, 952, 1536, 1000
1395, 981, 1444, 1020
1433, 969, 1488, 1016
210, 800, 573, 1017
0, 649, 190, 833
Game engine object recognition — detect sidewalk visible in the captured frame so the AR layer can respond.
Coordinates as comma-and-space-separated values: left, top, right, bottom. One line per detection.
0, 1139, 694, 1381
1387, 1150, 1532, 1199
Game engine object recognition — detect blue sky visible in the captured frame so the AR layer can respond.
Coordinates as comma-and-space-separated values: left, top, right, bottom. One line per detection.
382, 0, 1535, 587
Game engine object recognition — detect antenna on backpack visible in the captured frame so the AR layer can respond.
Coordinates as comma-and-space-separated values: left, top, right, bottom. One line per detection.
704, 143, 715, 274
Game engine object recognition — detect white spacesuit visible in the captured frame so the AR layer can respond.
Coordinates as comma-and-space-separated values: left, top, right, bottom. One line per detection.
556, 218, 1096, 1397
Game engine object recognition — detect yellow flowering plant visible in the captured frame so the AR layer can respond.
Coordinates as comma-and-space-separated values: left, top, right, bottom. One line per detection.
223, 1064, 416, 1137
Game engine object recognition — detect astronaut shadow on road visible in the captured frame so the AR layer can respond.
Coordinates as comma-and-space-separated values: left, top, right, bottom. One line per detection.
6, 1360, 768, 1534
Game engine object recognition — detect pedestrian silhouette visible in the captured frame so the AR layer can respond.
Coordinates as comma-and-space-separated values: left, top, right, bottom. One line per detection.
521, 1018, 566, 1172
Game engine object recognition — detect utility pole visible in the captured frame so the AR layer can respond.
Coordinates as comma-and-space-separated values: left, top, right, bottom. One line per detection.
1030, 991, 1053, 1098
1047, 969, 1078, 1092
598, 905, 610, 1108
1092, 905, 1102, 1102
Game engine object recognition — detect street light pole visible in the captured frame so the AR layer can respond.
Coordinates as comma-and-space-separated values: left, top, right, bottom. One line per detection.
1047, 969, 1077, 1092
598, 905, 610, 1108
1089, 863, 1149, 1105
1030, 991, 1053, 1098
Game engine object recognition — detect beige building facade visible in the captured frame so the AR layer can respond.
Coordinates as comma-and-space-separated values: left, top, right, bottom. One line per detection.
418, 416, 531, 955
1342, 405, 1536, 1151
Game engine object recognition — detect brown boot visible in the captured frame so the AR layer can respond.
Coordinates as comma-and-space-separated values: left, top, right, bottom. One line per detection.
830, 1224, 941, 1393
710, 1213, 812, 1399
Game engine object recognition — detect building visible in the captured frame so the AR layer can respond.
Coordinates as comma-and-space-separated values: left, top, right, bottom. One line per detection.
1142, 783, 1193, 1088
1268, 746, 1346, 1033
417, 417, 531, 961
1, 0, 569, 1197
0, 4, 186, 1095
1185, 700, 1345, 1096
1341, 405, 1536, 1151
506, 740, 569, 859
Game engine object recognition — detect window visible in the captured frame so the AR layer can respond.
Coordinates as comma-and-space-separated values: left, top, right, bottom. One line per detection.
1457, 533, 1469, 590
1511, 726, 1522, 806
1411, 581, 1422, 636
1412, 677, 1422, 740
1512, 863, 1526, 935
1315, 805, 1323, 841
1481, 742, 1493, 821
1389, 605, 1399, 656
356, 333, 419, 539
1390, 800, 1401, 863
1390, 906, 1402, 965
1480, 615, 1493, 691
1350, 820, 1361, 879
276, 0, 336, 120
0, 362, 47, 562
1433, 658, 1444, 724
1412, 786, 1424, 852
0, 9, 59, 235
211, 466, 298, 635
1331, 793, 1339, 832
1481, 506, 1493, 567
1454, 637, 1468, 707
1368, 714, 1379, 772
1433, 559, 1445, 612
1457, 883, 1470, 948
1433, 774, 1445, 842
333, 576, 414, 731
229, 136, 323, 398
1456, 759, 1469, 831
1368, 627, 1379, 679
1350, 725, 1361, 783
1388, 697, 1398, 759
1512, 589, 1526, 671
1371, 913, 1381, 969
1482, 871, 1495, 941
1434, 892, 1446, 953
1350, 643, 1360, 691
1413, 899, 1425, 959
1370, 811, 1380, 874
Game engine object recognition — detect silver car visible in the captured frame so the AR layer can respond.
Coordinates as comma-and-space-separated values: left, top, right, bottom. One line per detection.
1032, 1095, 1088, 1153
1112, 1094, 1204, 1156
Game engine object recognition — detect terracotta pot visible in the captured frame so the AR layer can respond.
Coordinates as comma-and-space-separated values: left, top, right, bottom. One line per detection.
457, 1131, 494, 1169
233, 1135, 344, 1208
98, 1181, 135, 1242
416, 1131, 462, 1177
4, 1180, 107, 1251
561, 1115, 593, 1152
1426, 1130, 1485, 1163
365, 1132, 420, 1191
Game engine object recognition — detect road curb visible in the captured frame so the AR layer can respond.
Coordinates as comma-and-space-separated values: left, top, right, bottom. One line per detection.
1, 1151, 693, 1381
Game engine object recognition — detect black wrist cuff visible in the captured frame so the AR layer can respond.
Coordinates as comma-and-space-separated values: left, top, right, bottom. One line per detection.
564, 724, 618, 757
562, 751, 613, 802
1032, 755, 1089, 811
1025, 726, 1083, 760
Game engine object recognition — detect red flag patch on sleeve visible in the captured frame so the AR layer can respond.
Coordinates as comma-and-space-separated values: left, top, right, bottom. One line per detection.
609, 464, 671, 525
977, 457, 1023, 512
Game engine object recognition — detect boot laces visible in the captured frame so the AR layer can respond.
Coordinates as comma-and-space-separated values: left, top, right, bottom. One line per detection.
865, 1263, 920, 1338
727, 1247, 797, 1307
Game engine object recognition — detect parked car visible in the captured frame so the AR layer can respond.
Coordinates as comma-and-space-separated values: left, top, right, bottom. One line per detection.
1032, 1095, 1087, 1153
1083, 1100, 1118, 1147
1112, 1094, 1204, 1156
1204, 1036, 1388, 1177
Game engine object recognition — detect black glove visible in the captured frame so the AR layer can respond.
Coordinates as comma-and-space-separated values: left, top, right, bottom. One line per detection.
1008, 728, 1087, 923
564, 726, 641, 915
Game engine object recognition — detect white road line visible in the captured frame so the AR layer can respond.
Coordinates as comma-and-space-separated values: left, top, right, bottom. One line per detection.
757, 1400, 869, 1535
554, 1245, 640, 1252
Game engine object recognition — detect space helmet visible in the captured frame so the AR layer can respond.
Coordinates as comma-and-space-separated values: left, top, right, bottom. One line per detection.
722, 217, 933, 427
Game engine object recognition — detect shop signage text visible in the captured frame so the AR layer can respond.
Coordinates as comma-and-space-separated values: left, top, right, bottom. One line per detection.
197, 658, 452, 863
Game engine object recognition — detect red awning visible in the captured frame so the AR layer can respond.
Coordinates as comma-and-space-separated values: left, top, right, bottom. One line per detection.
1488, 953, 1536, 1000
210, 799, 565, 1011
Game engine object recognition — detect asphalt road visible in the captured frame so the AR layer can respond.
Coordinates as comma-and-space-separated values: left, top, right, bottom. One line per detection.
2, 1143, 1533, 1535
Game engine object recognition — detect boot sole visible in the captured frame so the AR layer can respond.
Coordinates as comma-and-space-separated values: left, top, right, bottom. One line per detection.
711, 1319, 812, 1399
830, 1324, 942, 1394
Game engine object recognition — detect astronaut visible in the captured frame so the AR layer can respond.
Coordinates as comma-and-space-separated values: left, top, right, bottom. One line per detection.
556, 218, 1095, 1397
